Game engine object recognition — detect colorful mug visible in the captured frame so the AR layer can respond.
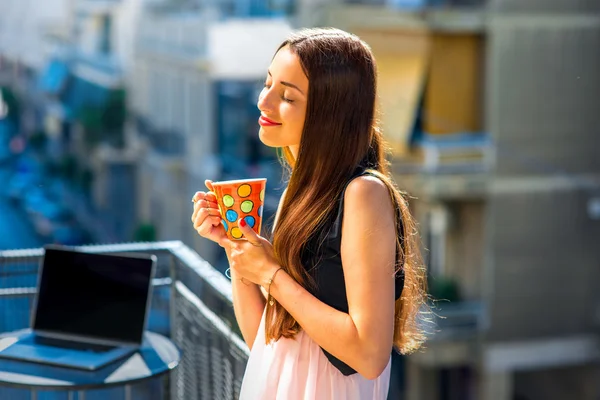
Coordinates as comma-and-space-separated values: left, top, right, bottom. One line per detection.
211, 178, 266, 240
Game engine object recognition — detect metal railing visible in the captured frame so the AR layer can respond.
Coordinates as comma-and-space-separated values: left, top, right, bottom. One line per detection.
343, 0, 486, 7
0, 241, 249, 400
430, 301, 486, 341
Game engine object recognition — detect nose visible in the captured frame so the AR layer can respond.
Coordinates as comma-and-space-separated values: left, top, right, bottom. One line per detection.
257, 86, 273, 114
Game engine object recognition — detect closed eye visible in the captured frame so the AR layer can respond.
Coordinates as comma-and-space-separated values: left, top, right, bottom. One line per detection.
265, 83, 294, 103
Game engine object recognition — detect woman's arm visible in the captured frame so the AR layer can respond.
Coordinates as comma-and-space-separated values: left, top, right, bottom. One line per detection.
230, 188, 287, 349
230, 270, 264, 350
268, 177, 397, 379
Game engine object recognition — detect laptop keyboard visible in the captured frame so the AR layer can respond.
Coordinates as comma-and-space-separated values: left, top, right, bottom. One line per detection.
33, 336, 116, 353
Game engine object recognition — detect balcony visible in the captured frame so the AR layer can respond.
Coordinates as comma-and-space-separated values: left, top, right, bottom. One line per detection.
344, 0, 486, 6
0, 241, 248, 399
0, 241, 488, 398
390, 133, 493, 200
136, 13, 209, 62
135, 115, 187, 157
317, 0, 487, 33
215, 0, 296, 18
76, 0, 122, 15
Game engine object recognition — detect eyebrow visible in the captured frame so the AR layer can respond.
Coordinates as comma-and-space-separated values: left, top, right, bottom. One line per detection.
268, 70, 305, 96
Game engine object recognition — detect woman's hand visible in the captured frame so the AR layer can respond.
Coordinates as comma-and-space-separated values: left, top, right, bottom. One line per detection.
227, 218, 280, 287
191, 180, 228, 247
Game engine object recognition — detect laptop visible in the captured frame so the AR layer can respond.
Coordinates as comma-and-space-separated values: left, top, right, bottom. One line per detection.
0, 245, 157, 371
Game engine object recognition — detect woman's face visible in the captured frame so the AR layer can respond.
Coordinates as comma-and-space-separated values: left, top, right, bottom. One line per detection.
257, 46, 308, 159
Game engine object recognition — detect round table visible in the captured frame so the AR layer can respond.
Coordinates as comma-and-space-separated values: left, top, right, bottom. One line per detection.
0, 330, 180, 399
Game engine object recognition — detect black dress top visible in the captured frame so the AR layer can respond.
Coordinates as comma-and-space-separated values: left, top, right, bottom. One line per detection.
300, 167, 404, 376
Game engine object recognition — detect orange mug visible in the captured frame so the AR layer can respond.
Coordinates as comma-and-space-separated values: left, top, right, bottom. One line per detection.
211, 178, 267, 240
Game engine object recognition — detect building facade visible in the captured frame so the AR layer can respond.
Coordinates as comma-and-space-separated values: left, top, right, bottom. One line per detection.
130, 2, 293, 268
300, 0, 600, 399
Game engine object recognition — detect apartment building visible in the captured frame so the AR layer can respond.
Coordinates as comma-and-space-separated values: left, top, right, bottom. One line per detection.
130, 1, 293, 268
298, 0, 600, 399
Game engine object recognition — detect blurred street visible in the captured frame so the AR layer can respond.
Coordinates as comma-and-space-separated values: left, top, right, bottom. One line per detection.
0, 135, 43, 250
0, 170, 44, 251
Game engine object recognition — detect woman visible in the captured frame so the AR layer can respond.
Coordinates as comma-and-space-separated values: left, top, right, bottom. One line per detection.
191, 27, 428, 399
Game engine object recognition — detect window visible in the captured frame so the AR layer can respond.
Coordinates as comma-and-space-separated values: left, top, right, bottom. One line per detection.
422, 34, 483, 135
424, 204, 449, 277
357, 30, 484, 156
99, 15, 112, 55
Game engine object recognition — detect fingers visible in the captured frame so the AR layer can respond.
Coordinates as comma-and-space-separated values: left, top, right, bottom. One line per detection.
193, 214, 222, 237
192, 198, 219, 217
191, 192, 219, 217
191, 201, 221, 227
205, 180, 214, 192
237, 218, 262, 247
192, 191, 217, 203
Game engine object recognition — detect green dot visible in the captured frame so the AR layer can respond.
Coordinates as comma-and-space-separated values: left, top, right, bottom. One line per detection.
223, 195, 234, 207
240, 200, 254, 213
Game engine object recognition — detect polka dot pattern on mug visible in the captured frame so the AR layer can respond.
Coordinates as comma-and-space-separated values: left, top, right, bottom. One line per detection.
212, 179, 266, 241
226, 210, 238, 222
231, 227, 242, 239
244, 216, 255, 228
238, 184, 252, 198
241, 200, 254, 213
223, 195, 234, 208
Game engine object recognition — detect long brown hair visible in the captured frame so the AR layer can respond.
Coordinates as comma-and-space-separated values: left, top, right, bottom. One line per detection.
265, 28, 428, 355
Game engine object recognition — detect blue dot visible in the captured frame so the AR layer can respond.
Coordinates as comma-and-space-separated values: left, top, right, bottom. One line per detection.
244, 216, 255, 228
226, 210, 238, 222
222, 220, 228, 231
258, 205, 263, 218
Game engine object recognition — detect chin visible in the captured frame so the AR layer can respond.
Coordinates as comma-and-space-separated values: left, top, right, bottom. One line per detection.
258, 129, 282, 148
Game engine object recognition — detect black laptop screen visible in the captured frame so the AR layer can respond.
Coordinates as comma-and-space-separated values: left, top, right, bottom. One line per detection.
34, 248, 155, 345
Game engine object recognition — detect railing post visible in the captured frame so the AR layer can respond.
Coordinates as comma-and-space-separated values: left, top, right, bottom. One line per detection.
169, 251, 178, 400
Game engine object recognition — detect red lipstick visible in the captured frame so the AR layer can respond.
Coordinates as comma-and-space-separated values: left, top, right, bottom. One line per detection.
259, 115, 282, 127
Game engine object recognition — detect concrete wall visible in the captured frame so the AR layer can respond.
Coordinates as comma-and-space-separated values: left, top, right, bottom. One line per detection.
484, 12, 600, 342
486, 16, 600, 176
446, 201, 486, 300
514, 364, 599, 400
486, 188, 600, 341
489, 0, 600, 13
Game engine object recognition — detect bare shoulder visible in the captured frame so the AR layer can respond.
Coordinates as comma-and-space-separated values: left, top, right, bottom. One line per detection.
344, 175, 391, 210
340, 175, 396, 271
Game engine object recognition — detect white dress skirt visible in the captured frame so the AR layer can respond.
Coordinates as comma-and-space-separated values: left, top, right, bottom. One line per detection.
239, 309, 391, 400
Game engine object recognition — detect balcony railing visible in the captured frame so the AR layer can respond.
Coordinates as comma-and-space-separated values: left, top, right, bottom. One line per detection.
394, 132, 493, 175
343, 0, 486, 7
0, 241, 249, 400
0, 241, 488, 398
429, 301, 486, 341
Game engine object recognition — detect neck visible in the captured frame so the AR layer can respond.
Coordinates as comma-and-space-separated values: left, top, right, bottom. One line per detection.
289, 145, 299, 161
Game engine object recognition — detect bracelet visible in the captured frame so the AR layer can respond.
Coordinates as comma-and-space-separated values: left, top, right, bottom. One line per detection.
266, 267, 284, 307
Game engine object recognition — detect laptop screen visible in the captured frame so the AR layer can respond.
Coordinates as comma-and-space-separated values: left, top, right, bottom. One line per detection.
33, 247, 156, 345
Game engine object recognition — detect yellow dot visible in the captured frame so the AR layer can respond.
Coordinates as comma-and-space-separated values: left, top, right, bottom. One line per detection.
259, 189, 264, 202
231, 227, 243, 239
238, 184, 252, 198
